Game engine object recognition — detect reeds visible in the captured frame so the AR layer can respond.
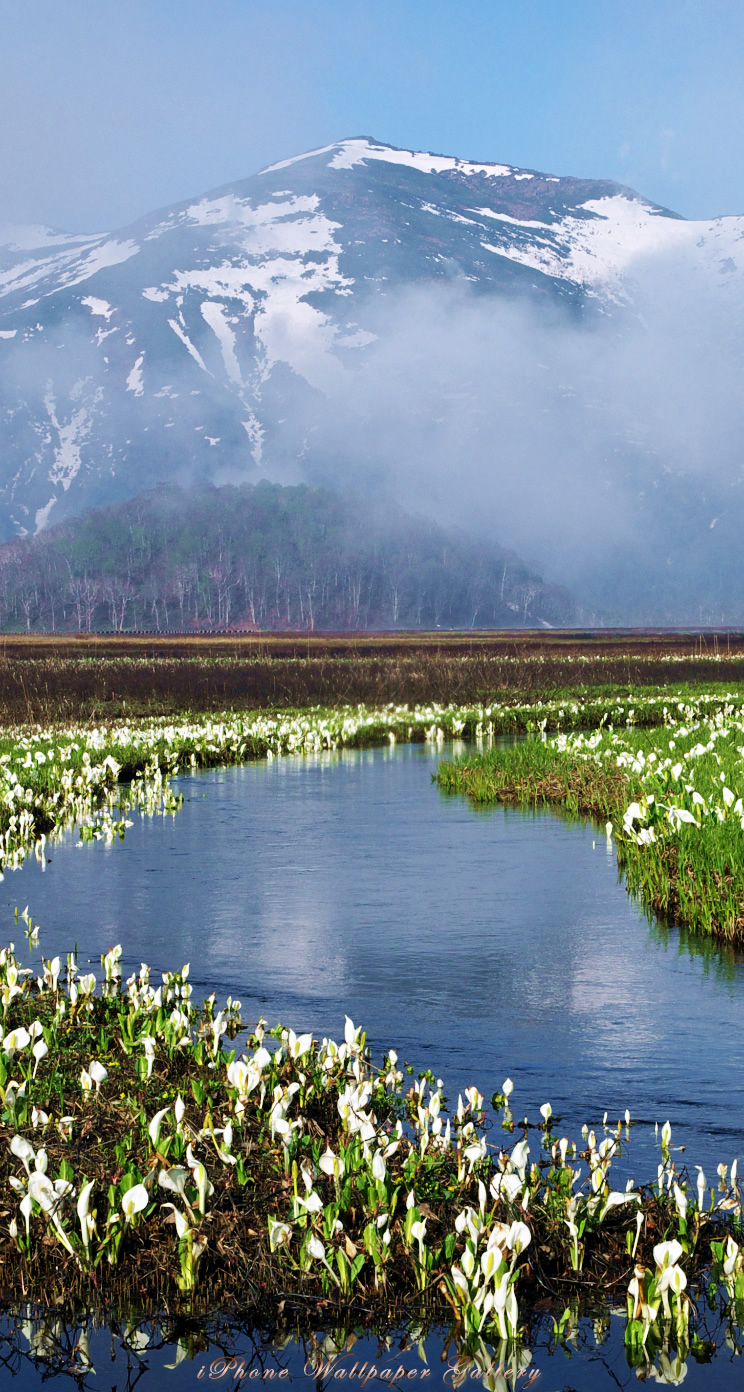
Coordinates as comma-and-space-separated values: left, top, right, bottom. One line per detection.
2, 632, 744, 722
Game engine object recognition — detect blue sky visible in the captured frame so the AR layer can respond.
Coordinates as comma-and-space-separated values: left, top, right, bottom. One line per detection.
1, 0, 742, 230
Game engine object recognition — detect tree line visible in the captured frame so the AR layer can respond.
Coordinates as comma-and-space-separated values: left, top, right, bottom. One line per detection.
0, 481, 583, 632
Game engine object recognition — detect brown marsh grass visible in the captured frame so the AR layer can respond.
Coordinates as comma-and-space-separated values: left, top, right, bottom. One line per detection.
2, 630, 744, 724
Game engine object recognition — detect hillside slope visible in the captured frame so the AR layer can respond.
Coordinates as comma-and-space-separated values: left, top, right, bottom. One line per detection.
0, 481, 585, 632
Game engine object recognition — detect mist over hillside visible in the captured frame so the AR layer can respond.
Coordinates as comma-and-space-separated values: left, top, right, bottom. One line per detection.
1, 137, 743, 624
0, 481, 585, 633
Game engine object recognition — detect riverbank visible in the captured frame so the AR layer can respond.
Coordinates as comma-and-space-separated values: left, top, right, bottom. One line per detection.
5, 691, 744, 933
0, 694, 695, 876
0, 691, 741, 1363
437, 699, 744, 943
0, 939, 741, 1351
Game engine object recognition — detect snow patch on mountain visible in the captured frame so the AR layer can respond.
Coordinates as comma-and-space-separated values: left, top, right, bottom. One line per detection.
34, 497, 57, 532
200, 301, 241, 385
470, 195, 744, 301
262, 137, 516, 180
57, 240, 140, 291
261, 143, 341, 174
0, 222, 101, 252
167, 318, 210, 373
470, 208, 550, 230
185, 192, 338, 257
0, 238, 138, 303
127, 189, 358, 388
126, 354, 145, 396
328, 138, 514, 178
241, 414, 264, 466
1, 133, 744, 604
419, 202, 481, 228
41, 383, 101, 521
81, 296, 114, 319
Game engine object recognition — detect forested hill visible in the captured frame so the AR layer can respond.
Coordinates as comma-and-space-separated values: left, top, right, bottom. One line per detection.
0, 482, 586, 632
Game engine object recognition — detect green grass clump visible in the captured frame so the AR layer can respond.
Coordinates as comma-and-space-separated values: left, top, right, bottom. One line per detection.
438, 695, 744, 943
436, 737, 631, 820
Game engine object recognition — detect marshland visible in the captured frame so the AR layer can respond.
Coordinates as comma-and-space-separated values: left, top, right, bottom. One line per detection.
1, 629, 744, 722
0, 636, 742, 1388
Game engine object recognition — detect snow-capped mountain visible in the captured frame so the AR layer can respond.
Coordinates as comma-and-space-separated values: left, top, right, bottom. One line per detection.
1, 137, 743, 620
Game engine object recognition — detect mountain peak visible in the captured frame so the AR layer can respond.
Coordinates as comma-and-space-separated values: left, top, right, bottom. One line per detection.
0, 137, 742, 621
259, 135, 537, 182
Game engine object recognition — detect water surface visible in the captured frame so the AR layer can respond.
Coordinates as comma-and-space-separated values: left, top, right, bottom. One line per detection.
2, 1310, 740, 1391
7, 741, 742, 1181
4, 741, 744, 1387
